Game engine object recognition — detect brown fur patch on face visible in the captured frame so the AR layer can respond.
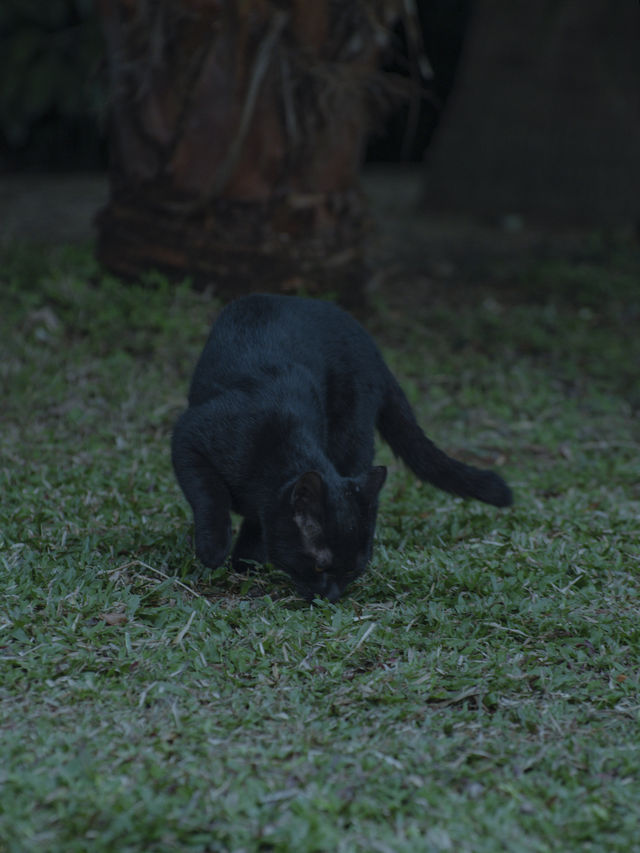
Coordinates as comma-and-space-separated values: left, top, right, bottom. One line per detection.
293, 513, 322, 542
293, 514, 333, 569
312, 546, 333, 569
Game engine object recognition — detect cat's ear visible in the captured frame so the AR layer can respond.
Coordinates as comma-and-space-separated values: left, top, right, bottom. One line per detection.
365, 466, 387, 501
291, 471, 325, 532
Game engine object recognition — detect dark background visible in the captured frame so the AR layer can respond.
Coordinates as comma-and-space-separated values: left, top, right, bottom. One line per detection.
0, 0, 469, 171
1, 0, 638, 260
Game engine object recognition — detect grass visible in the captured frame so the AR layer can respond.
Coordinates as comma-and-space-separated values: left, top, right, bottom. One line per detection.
1, 239, 639, 852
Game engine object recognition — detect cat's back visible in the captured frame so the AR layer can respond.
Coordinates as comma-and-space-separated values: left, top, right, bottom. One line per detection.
210, 293, 364, 349
189, 295, 382, 404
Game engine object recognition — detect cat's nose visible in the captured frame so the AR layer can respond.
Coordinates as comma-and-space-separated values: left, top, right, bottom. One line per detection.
307, 572, 342, 604
323, 579, 341, 603
325, 582, 341, 603
316, 572, 341, 603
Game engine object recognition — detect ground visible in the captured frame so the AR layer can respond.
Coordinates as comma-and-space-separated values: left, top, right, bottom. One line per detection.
1, 170, 639, 851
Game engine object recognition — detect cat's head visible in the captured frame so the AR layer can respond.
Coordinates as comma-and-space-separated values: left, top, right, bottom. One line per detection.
266, 467, 387, 602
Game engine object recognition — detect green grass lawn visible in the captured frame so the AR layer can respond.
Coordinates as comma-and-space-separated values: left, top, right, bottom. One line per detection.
1, 241, 639, 852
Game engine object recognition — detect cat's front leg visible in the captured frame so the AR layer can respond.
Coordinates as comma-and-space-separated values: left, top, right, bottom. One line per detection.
172, 412, 232, 570
184, 471, 232, 569
231, 518, 266, 572
193, 504, 232, 569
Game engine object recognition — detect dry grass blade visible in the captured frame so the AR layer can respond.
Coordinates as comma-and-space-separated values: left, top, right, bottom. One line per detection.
108, 559, 213, 607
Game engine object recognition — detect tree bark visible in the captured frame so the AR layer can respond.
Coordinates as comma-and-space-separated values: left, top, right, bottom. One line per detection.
422, 0, 640, 228
95, 0, 399, 305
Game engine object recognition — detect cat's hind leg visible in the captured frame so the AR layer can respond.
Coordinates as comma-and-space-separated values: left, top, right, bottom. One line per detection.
172, 411, 232, 569
231, 518, 266, 572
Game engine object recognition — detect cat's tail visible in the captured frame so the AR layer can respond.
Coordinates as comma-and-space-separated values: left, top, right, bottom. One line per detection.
377, 374, 512, 507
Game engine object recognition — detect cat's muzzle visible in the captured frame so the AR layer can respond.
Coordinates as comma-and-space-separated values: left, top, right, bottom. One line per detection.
302, 572, 341, 603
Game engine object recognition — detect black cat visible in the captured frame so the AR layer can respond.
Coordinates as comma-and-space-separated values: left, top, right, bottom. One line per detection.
172, 294, 511, 602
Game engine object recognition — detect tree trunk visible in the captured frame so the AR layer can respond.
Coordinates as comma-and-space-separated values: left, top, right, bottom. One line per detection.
95, 0, 399, 306
422, 0, 640, 228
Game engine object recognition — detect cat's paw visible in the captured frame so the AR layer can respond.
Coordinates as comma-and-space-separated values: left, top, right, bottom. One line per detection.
194, 530, 230, 569
230, 520, 266, 572
230, 553, 266, 574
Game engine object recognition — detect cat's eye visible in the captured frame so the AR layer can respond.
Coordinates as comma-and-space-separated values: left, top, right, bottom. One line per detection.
314, 565, 324, 574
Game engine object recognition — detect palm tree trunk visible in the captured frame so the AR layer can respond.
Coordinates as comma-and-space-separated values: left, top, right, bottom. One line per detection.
96, 0, 399, 305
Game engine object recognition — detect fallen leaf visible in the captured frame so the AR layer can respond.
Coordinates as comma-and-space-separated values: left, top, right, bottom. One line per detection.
100, 612, 128, 626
